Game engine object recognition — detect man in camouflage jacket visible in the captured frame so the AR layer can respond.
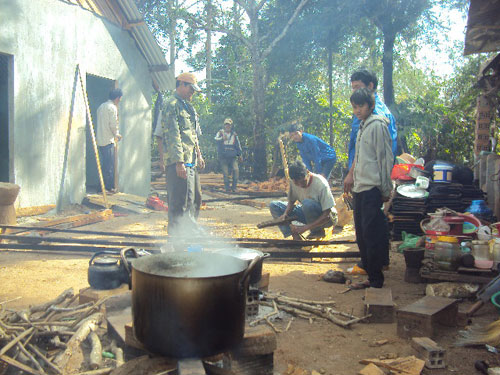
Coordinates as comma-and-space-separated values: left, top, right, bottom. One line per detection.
156, 72, 204, 235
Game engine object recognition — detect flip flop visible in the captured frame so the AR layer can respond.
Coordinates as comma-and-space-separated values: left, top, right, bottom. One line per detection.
349, 281, 370, 290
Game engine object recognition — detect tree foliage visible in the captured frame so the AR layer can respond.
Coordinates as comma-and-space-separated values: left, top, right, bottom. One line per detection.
138, 0, 481, 177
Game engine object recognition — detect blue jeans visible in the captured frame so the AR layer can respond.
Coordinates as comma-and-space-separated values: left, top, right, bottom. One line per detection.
220, 157, 239, 191
320, 158, 336, 182
269, 199, 324, 237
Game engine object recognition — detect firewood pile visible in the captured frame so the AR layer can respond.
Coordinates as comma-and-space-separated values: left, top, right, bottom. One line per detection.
250, 292, 370, 331
246, 177, 287, 192
0, 288, 123, 375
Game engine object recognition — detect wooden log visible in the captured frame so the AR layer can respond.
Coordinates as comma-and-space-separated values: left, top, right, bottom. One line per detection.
10, 288, 74, 323
15, 342, 45, 374
0, 327, 34, 356
257, 216, 298, 229
27, 344, 62, 375
88, 332, 102, 370
0, 354, 43, 375
16, 205, 56, 218
75, 368, 113, 375
0, 234, 162, 248
0, 224, 156, 239
110, 340, 124, 368
53, 313, 104, 372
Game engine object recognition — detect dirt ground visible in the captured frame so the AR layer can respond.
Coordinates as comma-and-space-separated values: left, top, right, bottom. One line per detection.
1, 195, 500, 375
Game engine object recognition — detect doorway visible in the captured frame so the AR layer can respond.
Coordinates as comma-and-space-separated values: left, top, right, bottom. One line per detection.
0, 53, 12, 182
85, 74, 115, 192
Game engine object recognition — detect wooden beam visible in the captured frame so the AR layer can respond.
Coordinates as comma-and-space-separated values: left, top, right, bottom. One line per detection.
16, 205, 56, 217
124, 20, 146, 29
9, 210, 113, 235
149, 64, 170, 73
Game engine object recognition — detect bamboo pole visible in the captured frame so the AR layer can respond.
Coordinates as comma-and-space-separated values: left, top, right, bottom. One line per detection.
278, 139, 289, 181
77, 66, 109, 208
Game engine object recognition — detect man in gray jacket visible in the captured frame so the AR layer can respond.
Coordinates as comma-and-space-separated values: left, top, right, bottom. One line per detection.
344, 88, 393, 289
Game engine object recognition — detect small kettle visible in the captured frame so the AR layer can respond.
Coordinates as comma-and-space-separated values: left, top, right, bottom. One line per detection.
88, 251, 123, 290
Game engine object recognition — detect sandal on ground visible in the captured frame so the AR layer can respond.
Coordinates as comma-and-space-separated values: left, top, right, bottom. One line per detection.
349, 280, 370, 290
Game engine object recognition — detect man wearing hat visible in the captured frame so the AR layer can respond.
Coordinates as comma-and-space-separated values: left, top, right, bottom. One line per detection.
215, 118, 242, 192
155, 72, 204, 235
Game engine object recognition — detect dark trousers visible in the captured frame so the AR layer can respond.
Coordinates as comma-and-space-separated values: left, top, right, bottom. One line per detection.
320, 158, 336, 182
220, 157, 239, 191
98, 144, 114, 191
166, 164, 196, 236
194, 168, 202, 219
353, 188, 389, 288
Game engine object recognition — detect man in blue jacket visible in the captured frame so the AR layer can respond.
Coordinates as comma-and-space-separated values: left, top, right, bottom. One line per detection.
347, 69, 397, 170
288, 123, 337, 182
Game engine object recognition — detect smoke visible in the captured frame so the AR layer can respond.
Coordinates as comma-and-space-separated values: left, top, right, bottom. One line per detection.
157, 212, 256, 277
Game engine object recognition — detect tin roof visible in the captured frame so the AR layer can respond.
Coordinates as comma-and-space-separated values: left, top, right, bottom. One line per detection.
62, 0, 174, 91
464, 0, 500, 55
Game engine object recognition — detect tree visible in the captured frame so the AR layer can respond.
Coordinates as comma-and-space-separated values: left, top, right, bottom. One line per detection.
361, 0, 432, 108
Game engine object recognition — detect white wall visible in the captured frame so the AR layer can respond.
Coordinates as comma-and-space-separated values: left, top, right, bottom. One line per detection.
0, 0, 153, 207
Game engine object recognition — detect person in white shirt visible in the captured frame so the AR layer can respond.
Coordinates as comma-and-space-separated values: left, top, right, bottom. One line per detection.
215, 118, 242, 192
96, 88, 122, 192
269, 160, 337, 240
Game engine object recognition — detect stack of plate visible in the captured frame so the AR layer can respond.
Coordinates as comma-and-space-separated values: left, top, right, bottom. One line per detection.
461, 184, 486, 208
426, 182, 464, 213
390, 187, 427, 240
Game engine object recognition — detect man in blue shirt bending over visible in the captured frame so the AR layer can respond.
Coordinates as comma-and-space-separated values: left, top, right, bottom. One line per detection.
288, 123, 337, 182
347, 69, 397, 170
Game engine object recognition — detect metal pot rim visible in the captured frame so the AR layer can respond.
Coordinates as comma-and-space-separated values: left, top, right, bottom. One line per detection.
211, 247, 265, 261
131, 252, 248, 279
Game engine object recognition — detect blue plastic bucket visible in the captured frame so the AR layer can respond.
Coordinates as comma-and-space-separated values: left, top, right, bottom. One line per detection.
433, 164, 453, 183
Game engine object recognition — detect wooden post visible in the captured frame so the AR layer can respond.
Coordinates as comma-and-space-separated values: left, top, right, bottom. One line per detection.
114, 142, 118, 192
77, 67, 109, 208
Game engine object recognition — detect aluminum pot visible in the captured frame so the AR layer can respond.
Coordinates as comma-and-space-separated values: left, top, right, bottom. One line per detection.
210, 248, 270, 284
124, 250, 260, 358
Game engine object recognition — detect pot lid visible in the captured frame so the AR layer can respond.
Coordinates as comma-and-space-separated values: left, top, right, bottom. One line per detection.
93, 257, 119, 266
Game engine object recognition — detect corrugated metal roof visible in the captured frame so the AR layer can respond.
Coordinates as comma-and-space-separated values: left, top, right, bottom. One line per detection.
62, 0, 174, 91
464, 0, 500, 55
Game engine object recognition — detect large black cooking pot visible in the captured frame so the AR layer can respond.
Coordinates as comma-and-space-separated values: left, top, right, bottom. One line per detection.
125, 250, 260, 358
210, 248, 270, 285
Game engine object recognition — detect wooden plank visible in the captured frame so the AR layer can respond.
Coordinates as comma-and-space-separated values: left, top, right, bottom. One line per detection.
124, 323, 146, 350
86, 194, 149, 214
358, 363, 385, 375
359, 356, 425, 375
8, 210, 113, 235
205, 191, 267, 209
79, 285, 130, 305
16, 205, 56, 217
420, 269, 493, 284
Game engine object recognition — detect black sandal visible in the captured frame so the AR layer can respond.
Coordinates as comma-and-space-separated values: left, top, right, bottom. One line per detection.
349, 281, 370, 290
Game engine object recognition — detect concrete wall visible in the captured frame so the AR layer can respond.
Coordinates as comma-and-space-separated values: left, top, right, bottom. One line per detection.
0, 0, 153, 208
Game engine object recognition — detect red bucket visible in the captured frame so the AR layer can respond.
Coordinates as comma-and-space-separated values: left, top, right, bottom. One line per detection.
443, 216, 465, 235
